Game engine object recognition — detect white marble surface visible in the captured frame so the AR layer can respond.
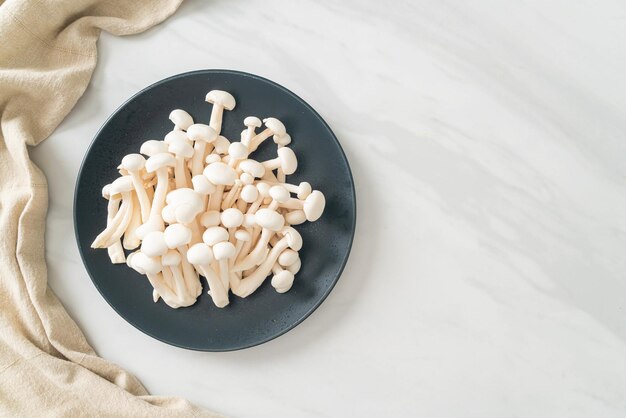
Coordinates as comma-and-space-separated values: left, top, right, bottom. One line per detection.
31, 0, 626, 416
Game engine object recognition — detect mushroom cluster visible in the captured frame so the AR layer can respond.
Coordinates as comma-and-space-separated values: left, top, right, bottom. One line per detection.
91, 90, 325, 309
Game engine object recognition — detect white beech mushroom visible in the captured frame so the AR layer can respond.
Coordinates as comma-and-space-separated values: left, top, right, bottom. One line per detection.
168, 138, 194, 189
271, 264, 295, 293
261, 147, 298, 179
205, 90, 236, 135
120, 154, 152, 222
273, 133, 293, 182
165, 188, 203, 242
162, 250, 196, 307
135, 153, 175, 238
242, 116, 262, 147
279, 190, 326, 222
101, 184, 125, 263
163, 223, 202, 298
202, 226, 232, 290
187, 242, 228, 308
187, 123, 217, 176
248, 118, 286, 152
91, 176, 134, 248
203, 161, 236, 211
169, 109, 194, 131
123, 193, 142, 250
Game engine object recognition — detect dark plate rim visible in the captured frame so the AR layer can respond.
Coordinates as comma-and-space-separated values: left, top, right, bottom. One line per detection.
73, 69, 357, 352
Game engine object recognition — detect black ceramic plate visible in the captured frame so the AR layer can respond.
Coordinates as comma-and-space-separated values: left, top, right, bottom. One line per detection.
74, 70, 356, 351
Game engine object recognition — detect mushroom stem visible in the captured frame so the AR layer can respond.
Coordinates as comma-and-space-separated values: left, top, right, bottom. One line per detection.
233, 228, 272, 272
208, 186, 225, 211
128, 170, 151, 222
177, 245, 202, 297
191, 141, 208, 176
174, 156, 190, 189
105, 195, 125, 263
122, 194, 142, 250
209, 105, 225, 134
146, 272, 183, 309
232, 238, 290, 298
221, 181, 242, 210
248, 128, 274, 152
145, 167, 169, 232
197, 264, 228, 307
218, 259, 231, 292
91, 192, 134, 248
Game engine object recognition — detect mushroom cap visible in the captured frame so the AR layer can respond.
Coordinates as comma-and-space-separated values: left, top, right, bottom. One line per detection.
277, 147, 297, 175
280, 226, 303, 251
203, 162, 236, 186
187, 123, 217, 143
269, 185, 290, 203
278, 249, 299, 267
187, 243, 213, 265
238, 159, 265, 178
242, 214, 256, 228
212, 241, 236, 260
202, 226, 229, 246
240, 184, 258, 203
109, 176, 134, 195
213, 136, 231, 154
141, 231, 169, 257
163, 223, 192, 248
191, 174, 216, 195
271, 270, 295, 293
121, 154, 146, 171
234, 229, 251, 242
255, 208, 285, 231
205, 90, 236, 110
296, 182, 312, 200
284, 209, 306, 225
256, 182, 271, 197
164, 130, 190, 144
161, 204, 176, 224
161, 249, 182, 266
205, 153, 222, 165
221, 208, 244, 228
240, 172, 254, 185
166, 188, 203, 224
200, 210, 221, 228
132, 252, 162, 275
169, 109, 194, 130
126, 251, 146, 274
168, 138, 194, 158
140, 140, 169, 156
303, 190, 325, 222
263, 118, 286, 136
273, 133, 291, 147
145, 153, 175, 172
228, 142, 249, 160
287, 258, 301, 275
102, 184, 112, 199
244, 116, 262, 128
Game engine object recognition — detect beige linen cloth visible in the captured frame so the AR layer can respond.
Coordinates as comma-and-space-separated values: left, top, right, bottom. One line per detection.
0, 0, 221, 416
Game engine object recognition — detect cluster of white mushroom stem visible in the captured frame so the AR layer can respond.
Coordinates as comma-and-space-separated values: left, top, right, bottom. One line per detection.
91, 90, 325, 309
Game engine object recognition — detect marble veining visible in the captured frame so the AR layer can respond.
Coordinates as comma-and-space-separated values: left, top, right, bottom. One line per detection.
31, 0, 626, 416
